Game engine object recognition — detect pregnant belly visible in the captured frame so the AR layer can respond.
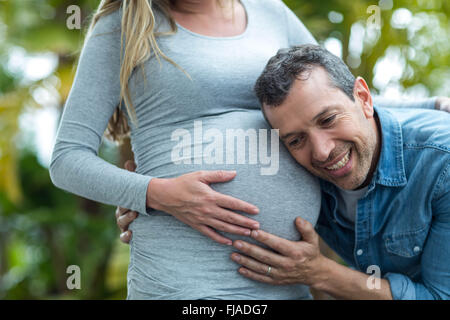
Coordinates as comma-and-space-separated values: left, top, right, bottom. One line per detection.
133, 110, 321, 239
128, 110, 320, 298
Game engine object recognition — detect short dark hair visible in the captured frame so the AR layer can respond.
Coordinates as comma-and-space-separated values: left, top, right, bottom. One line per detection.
254, 44, 356, 111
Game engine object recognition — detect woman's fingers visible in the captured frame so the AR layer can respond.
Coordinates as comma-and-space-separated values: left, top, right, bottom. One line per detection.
214, 192, 259, 215
196, 170, 259, 215
198, 170, 237, 184
196, 225, 233, 246
211, 207, 259, 231
146, 170, 262, 245
207, 217, 252, 236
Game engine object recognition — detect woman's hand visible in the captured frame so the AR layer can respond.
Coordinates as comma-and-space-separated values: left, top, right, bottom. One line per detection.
116, 160, 260, 245
146, 170, 260, 245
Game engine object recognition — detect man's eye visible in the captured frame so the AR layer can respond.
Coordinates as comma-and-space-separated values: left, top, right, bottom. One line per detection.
289, 137, 303, 147
321, 115, 336, 126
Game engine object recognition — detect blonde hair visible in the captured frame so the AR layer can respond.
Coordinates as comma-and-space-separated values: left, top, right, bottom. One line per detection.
86, 0, 176, 142
86, 0, 235, 142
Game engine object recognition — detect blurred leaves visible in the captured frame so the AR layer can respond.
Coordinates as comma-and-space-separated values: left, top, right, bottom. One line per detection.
287, 0, 449, 96
0, 0, 128, 299
0, 148, 127, 299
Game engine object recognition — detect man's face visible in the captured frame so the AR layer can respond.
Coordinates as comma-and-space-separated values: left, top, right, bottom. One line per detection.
264, 67, 380, 190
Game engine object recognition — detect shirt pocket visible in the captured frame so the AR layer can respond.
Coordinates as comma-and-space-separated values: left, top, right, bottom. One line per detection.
383, 226, 429, 279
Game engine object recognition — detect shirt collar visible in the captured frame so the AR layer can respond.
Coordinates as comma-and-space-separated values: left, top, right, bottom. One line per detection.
373, 106, 407, 187
321, 105, 407, 194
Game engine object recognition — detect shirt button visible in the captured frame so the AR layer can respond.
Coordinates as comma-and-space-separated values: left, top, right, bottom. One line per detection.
356, 249, 363, 256
413, 246, 421, 253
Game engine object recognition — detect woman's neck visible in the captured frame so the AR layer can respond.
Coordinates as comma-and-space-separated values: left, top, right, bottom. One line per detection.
170, 0, 246, 37
172, 0, 232, 15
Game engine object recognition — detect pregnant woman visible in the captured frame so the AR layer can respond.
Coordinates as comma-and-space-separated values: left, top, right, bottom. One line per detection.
50, 0, 321, 299
50, 0, 438, 299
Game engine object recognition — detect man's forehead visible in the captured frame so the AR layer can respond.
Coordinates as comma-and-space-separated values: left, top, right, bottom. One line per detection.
283, 71, 342, 109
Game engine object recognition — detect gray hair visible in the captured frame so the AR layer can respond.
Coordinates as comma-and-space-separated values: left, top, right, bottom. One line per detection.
254, 44, 356, 110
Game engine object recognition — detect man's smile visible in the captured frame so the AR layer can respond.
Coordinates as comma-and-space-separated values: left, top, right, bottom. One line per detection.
321, 148, 353, 178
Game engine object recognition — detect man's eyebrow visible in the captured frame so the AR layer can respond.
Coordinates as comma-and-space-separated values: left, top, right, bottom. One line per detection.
280, 131, 299, 141
311, 105, 340, 122
280, 105, 340, 141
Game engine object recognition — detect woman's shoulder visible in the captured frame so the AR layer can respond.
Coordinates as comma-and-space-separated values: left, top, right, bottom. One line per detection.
244, 0, 295, 28
90, 7, 122, 37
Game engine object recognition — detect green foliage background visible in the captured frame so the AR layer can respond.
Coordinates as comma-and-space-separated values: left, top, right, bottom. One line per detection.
0, 0, 448, 299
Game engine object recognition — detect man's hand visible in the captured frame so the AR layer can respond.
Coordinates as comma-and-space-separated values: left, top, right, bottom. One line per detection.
436, 97, 450, 113
115, 160, 139, 244
230, 217, 326, 286
231, 217, 394, 299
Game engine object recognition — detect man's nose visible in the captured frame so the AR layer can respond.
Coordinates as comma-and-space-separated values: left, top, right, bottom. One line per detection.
310, 132, 334, 163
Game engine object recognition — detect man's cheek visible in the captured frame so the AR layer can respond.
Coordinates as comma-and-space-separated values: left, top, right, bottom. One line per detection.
293, 155, 308, 168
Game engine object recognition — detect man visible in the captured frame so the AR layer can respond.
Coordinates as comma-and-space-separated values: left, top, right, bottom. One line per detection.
116, 45, 449, 299
226, 44, 450, 299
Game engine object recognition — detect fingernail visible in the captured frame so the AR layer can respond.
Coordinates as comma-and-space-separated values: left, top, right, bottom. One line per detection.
253, 223, 260, 229
251, 230, 258, 238
232, 254, 240, 262
245, 229, 251, 236
235, 241, 243, 249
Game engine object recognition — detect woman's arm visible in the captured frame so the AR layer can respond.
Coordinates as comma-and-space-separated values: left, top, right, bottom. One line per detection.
373, 96, 438, 110
374, 96, 450, 111
50, 9, 151, 214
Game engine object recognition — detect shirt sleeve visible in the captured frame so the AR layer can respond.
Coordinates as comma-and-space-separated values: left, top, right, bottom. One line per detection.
49, 9, 153, 214
280, 1, 318, 46
384, 161, 450, 300
373, 96, 437, 110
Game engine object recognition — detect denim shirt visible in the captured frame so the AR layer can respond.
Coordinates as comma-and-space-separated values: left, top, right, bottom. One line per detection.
316, 106, 450, 300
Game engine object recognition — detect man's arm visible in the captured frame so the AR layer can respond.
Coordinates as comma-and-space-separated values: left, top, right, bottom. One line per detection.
310, 256, 392, 299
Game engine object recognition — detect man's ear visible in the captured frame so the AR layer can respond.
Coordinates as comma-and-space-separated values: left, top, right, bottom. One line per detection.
353, 76, 373, 119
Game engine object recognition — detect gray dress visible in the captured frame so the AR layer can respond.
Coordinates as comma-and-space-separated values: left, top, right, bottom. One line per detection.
50, 0, 321, 299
